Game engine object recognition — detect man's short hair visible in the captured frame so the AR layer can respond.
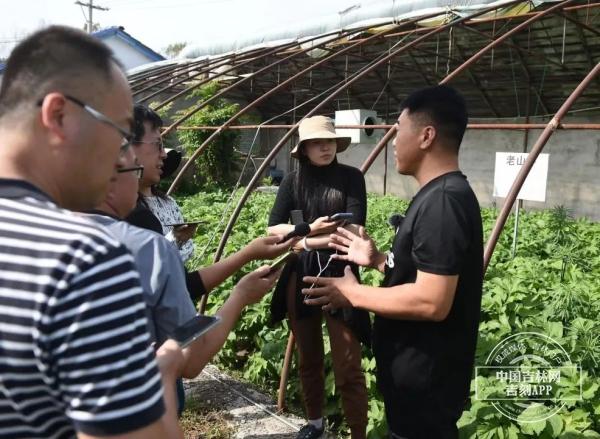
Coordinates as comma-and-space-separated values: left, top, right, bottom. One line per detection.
0, 26, 118, 119
399, 85, 468, 151
133, 105, 163, 142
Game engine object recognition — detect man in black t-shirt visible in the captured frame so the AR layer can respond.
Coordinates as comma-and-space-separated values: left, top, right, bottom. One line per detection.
303, 86, 483, 439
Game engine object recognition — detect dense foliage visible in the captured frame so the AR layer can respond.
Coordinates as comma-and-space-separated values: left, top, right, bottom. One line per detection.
179, 190, 600, 438
156, 82, 241, 191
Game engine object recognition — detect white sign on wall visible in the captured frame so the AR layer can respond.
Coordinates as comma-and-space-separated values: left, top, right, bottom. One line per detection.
493, 152, 549, 202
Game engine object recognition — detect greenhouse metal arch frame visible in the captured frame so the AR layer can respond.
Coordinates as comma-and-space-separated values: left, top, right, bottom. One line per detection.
128, 0, 599, 410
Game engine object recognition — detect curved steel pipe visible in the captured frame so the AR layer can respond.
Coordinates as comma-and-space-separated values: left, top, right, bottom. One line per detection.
152, 24, 392, 111
130, 59, 210, 91
175, 123, 600, 131
128, 62, 179, 85
132, 53, 257, 97
277, 333, 295, 411
130, 50, 244, 92
133, 45, 274, 99
151, 25, 373, 112
148, 40, 302, 109
199, 0, 522, 405
198, 0, 573, 409
129, 59, 209, 91
161, 21, 403, 141
359, 0, 577, 181
129, 51, 239, 89
483, 62, 600, 271
211, 0, 526, 262
168, 12, 460, 197
441, 0, 576, 84
132, 59, 215, 95
137, 49, 274, 105
360, 126, 397, 174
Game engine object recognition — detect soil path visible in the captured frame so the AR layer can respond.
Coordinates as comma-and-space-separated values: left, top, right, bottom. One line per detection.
185, 365, 314, 439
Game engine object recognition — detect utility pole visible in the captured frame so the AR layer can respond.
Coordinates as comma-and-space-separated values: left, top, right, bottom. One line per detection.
74, 0, 109, 33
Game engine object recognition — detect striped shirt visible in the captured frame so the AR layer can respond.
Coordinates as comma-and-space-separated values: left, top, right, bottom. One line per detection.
0, 179, 165, 438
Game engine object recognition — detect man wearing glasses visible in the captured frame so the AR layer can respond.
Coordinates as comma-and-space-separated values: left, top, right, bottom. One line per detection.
128, 105, 198, 262
85, 138, 285, 411
0, 26, 183, 438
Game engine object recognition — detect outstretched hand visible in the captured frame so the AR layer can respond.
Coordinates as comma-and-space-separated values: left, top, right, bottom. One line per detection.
244, 235, 297, 261
302, 265, 358, 311
329, 226, 379, 268
173, 223, 198, 244
310, 216, 340, 236
155, 338, 185, 381
233, 265, 281, 306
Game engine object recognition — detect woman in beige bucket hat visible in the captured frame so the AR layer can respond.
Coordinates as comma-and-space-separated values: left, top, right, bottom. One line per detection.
268, 116, 370, 439
290, 115, 351, 158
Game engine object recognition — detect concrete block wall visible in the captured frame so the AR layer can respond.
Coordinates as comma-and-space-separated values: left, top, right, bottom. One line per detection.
155, 100, 598, 221
336, 115, 600, 220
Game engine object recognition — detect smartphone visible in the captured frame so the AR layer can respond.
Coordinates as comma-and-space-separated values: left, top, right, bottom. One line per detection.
171, 314, 221, 348
265, 252, 294, 276
165, 221, 204, 227
330, 212, 354, 221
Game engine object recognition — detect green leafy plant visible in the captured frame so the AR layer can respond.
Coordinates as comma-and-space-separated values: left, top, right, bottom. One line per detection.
549, 205, 575, 246
178, 190, 600, 438
173, 82, 240, 190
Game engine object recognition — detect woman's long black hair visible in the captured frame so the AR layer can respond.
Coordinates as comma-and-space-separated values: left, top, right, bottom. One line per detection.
294, 143, 346, 222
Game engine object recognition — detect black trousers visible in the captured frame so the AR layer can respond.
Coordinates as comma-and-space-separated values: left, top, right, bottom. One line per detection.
374, 339, 466, 439
388, 419, 458, 439
383, 391, 461, 439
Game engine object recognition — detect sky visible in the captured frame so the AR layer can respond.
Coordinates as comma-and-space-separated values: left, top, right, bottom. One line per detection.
0, 0, 376, 59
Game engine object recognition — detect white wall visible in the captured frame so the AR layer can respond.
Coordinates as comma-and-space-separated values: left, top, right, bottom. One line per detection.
102, 36, 156, 71
238, 114, 600, 220
335, 116, 600, 220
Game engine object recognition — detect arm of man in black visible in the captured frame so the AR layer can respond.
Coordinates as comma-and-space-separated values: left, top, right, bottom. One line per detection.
303, 187, 472, 320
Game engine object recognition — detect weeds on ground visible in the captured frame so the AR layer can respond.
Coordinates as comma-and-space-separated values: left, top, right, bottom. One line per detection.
180, 394, 235, 439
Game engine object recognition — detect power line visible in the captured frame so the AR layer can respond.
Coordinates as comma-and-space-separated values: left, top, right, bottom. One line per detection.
74, 1, 109, 33
78, 4, 88, 23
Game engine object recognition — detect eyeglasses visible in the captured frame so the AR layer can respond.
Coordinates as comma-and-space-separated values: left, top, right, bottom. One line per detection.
134, 138, 164, 152
37, 94, 133, 152
65, 95, 133, 152
117, 165, 144, 179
